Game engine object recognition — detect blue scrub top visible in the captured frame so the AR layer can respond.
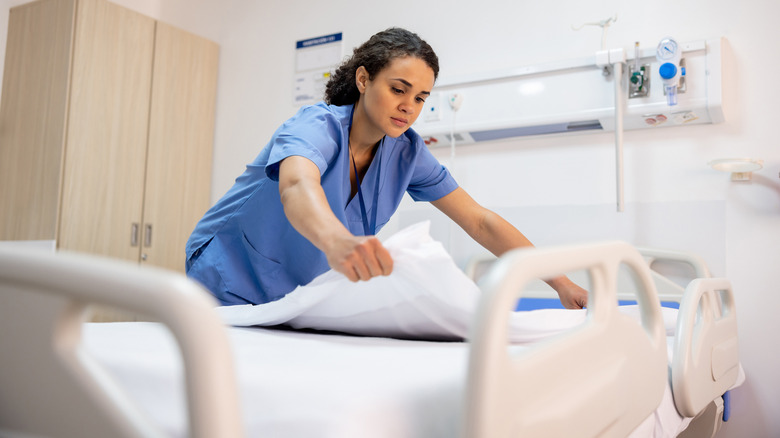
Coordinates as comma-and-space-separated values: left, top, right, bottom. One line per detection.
185, 102, 458, 306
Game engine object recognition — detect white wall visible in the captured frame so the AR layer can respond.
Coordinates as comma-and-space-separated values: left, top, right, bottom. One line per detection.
1, 0, 778, 436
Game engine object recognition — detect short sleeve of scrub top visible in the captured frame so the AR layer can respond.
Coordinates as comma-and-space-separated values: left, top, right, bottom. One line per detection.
264, 105, 343, 181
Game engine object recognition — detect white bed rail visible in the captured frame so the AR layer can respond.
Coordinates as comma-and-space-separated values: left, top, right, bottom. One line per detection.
637, 246, 713, 303
637, 246, 712, 279
466, 245, 712, 304
672, 277, 739, 417
0, 247, 243, 438
464, 241, 668, 438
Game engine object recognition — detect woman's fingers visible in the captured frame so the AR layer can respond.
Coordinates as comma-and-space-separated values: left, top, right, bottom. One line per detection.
372, 239, 393, 276
335, 236, 394, 282
352, 246, 372, 281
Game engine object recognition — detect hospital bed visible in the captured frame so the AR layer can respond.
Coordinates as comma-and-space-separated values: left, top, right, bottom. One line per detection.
0, 240, 741, 438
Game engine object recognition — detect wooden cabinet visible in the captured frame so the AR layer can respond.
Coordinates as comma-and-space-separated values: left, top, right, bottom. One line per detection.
0, 0, 218, 273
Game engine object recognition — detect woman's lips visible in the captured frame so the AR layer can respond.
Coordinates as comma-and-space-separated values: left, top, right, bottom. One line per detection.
391, 117, 408, 128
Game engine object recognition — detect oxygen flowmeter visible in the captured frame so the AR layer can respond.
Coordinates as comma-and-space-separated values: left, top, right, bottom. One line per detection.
656, 37, 685, 106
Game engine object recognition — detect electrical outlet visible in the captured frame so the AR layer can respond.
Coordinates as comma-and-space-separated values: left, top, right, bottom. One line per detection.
424, 92, 442, 122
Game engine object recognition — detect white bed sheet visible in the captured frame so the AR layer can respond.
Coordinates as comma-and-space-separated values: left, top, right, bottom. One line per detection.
217, 222, 679, 343
82, 321, 734, 438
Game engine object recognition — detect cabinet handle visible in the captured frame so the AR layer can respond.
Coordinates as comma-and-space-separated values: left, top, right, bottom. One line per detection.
144, 224, 152, 247
131, 223, 139, 247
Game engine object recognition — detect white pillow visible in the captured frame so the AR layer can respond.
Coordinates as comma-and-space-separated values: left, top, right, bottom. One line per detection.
217, 222, 675, 342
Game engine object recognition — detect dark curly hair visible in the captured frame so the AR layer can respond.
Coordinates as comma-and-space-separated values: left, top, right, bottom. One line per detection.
324, 28, 439, 106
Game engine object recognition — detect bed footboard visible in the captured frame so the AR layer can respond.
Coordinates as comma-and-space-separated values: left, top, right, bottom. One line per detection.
464, 241, 668, 438
0, 247, 243, 438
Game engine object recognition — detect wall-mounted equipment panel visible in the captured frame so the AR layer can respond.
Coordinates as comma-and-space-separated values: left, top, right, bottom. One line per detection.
413, 38, 724, 147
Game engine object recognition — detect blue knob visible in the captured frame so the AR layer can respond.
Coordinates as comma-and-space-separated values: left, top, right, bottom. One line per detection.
659, 62, 677, 79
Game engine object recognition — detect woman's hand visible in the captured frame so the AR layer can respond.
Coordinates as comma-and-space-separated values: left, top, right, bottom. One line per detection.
324, 235, 393, 281
555, 281, 589, 309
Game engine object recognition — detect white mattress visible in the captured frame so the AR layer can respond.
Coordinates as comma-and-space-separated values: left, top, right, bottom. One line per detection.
81, 321, 717, 438
84, 323, 470, 438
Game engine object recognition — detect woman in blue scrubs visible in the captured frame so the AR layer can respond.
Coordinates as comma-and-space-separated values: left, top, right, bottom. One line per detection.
186, 28, 587, 309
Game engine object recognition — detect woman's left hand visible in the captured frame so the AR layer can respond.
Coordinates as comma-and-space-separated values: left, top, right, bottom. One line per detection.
555, 281, 588, 309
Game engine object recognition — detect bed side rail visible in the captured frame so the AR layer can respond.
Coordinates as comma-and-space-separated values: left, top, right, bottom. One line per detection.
0, 247, 243, 438
672, 278, 739, 417
466, 245, 712, 304
463, 241, 667, 438
636, 246, 712, 279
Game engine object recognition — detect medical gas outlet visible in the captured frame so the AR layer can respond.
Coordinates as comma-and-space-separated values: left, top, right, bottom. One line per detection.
629, 42, 650, 98
656, 37, 686, 106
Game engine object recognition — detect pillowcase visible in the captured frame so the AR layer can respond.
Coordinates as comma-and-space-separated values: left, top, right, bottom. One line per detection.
216, 221, 676, 342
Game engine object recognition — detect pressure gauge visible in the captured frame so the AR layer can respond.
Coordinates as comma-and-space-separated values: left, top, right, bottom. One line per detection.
656, 37, 679, 60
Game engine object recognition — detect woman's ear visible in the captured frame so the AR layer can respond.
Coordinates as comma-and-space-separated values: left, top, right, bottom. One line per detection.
355, 66, 369, 93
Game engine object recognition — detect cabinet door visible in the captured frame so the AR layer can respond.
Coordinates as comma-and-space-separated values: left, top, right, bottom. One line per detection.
58, 0, 155, 261
0, 0, 75, 240
141, 22, 219, 272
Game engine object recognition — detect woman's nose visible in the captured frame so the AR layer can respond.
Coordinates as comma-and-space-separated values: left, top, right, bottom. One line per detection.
399, 98, 414, 114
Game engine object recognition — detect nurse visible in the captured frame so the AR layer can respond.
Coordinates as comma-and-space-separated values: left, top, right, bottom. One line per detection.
186, 27, 587, 309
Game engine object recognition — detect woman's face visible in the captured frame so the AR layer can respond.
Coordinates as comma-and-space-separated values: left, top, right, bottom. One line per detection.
356, 56, 435, 139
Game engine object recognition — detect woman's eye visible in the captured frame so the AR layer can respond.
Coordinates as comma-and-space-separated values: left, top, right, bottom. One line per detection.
392, 87, 403, 94
416, 96, 426, 103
